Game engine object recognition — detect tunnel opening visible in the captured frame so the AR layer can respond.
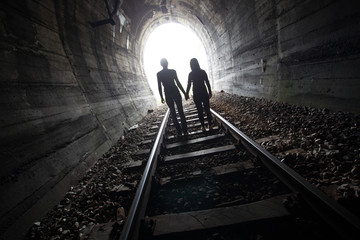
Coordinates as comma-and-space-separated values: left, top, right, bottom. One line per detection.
142, 23, 208, 103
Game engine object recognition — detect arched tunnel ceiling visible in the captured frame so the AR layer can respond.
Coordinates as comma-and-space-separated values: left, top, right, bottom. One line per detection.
120, 0, 223, 81
118, 0, 360, 114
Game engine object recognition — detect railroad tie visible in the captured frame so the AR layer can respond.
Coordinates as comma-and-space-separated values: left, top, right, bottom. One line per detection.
164, 145, 236, 163
149, 194, 291, 237
166, 133, 225, 149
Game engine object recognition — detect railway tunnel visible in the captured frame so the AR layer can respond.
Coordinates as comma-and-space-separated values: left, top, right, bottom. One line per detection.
0, 0, 360, 239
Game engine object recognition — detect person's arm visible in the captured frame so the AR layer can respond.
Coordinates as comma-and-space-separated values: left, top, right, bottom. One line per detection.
185, 73, 191, 100
174, 70, 186, 95
157, 74, 165, 103
204, 71, 212, 98
186, 73, 191, 95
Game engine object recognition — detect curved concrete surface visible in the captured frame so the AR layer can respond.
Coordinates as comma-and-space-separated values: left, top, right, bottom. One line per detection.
0, 0, 359, 238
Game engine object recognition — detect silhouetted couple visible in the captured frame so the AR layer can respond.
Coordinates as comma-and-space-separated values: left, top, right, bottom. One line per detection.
157, 58, 212, 136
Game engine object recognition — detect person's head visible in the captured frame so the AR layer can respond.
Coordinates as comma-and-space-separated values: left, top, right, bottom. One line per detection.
160, 58, 168, 68
190, 58, 201, 71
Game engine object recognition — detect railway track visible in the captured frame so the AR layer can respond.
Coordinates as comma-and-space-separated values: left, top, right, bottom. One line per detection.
120, 105, 360, 240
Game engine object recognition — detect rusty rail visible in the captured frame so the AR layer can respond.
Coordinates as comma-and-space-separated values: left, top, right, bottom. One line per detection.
120, 109, 170, 240
211, 108, 360, 240
120, 107, 360, 239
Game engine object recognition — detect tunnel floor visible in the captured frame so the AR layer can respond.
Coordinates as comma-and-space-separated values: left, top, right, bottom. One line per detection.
27, 92, 360, 239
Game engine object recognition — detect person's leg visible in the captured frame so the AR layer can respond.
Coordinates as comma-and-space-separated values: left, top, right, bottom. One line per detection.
193, 95, 205, 131
166, 98, 182, 134
203, 96, 212, 126
174, 95, 187, 134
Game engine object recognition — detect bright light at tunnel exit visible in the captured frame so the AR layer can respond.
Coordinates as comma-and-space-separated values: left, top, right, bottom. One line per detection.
143, 23, 208, 104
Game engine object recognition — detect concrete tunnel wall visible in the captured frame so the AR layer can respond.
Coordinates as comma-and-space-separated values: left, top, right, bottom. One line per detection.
1, 0, 360, 238
0, 0, 156, 237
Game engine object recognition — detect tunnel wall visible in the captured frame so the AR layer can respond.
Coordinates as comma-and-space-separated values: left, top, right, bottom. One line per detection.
0, 1, 155, 238
275, 0, 360, 112
209, 0, 360, 113
134, 0, 360, 113
1, 0, 360, 238
119, 0, 360, 115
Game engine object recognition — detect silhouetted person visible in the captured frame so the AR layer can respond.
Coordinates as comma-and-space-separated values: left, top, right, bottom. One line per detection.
186, 58, 212, 132
157, 58, 188, 135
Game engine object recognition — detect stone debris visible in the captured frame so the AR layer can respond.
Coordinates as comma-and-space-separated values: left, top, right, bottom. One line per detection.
27, 93, 360, 239
211, 92, 360, 216
27, 104, 168, 240
123, 160, 143, 169
110, 184, 131, 194
128, 124, 139, 131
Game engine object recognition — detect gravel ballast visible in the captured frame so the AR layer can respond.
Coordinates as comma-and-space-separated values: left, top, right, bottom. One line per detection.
27, 92, 360, 239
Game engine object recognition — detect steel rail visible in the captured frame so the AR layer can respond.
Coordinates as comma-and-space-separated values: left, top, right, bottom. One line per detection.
211, 108, 360, 240
120, 109, 170, 240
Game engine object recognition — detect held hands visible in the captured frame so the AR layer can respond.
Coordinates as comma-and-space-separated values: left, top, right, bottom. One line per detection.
185, 93, 189, 100
161, 98, 165, 104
